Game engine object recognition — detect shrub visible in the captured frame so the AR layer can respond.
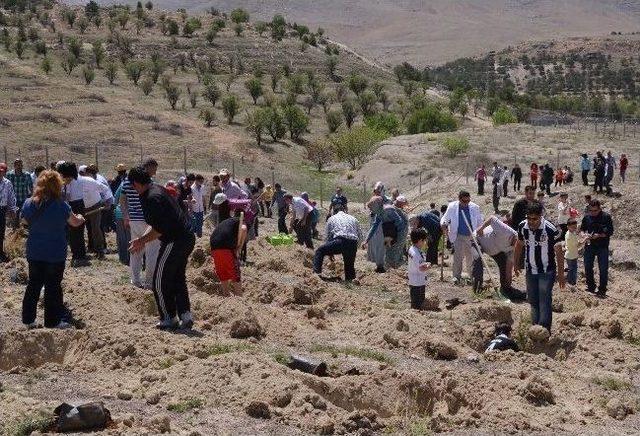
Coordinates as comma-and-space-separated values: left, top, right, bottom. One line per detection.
281, 104, 309, 140
14, 39, 24, 59
358, 91, 378, 116
205, 27, 217, 45
406, 104, 457, 134
245, 107, 270, 145
167, 19, 179, 35
60, 53, 78, 76
329, 126, 388, 170
222, 94, 240, 124
189, 91, 197, 108
255, 21, 267, 36
202, 81, 221, 107
441, 136, 470, 157
92, 40, 105, 68
104, 61, 118, 84
165, 83, 181, 109
364, 112, 400, 136
199, 108, 215, 127
78, 16, 89, 33
285, 73, 306, 96
67, 36, 81, 59
492, 105, 518, 126
183, 17, 201, 37
125, 61, 145, 85
326, 56, 338, 79
231, 8, 249, 24
325, 110, 343, 133
245, 77, 263, 105
41, 57, 52, 74
140, 76, 154, 95
264, 107, 286, 141
306, 139, 334, 171
233, 23, 243, 36
341, 99, 358, 129
33, 40, 47, 55
348, 73, 368, 96
82, 65, 95, 85
85, 1, 100, 20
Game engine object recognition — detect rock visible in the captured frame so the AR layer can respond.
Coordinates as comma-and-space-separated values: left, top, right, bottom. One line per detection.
341, 410, 383, 432
148, 414, 171, 433
396, 319, 409, 332
383, 332, 400, 347
560, 313, 584, 327
606, 399, 629, 420
306, 306, 325, 320
245, 400, 271, 419
315, 416, 335, 434
528, 325, 550, 343
229, 313, 264, 339
466, 354, 479, 363
117, 390, 133, 401
121, 414, 134, 427
115, 344, 136, 358
422, 294, 440, 311
146, 391, 161, 405
600, 319, 623, 339
519, 375, 555, 405
551, 300, 564, 313
423, 338, 458, 360
293, 284, 322, 305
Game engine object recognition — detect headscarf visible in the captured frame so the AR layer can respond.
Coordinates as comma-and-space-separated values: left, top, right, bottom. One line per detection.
367, 195, 384, 214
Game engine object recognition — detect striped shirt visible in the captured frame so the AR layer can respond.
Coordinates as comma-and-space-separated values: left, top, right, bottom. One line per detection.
0, 178, 17, 211
518, 218, 559, 275
122, 179, 145, 221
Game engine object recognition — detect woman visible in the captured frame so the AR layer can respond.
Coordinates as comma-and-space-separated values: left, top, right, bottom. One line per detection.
114, 181, 130, 265
21, 170, 85, 329
255, 177, 266, 217
364, 196, 386, 273
530, 163, 538, 190
385, 196, 409, 269
258, 184, 274, 218
620, 154, 628, 183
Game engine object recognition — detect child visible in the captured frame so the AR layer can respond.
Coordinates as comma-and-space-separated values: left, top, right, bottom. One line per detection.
408, 228, 431, 310
471, 243, 484, 294
564, 218, 581, 287
485, 322, 520, 353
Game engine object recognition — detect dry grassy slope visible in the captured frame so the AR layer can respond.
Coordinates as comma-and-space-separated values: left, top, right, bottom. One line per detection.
71, 0, 640, 66
0, 3, 400, 190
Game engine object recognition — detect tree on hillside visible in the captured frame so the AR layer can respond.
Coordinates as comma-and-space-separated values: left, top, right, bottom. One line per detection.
231, 8, 249, 24
245, 108, 269, 146
78, 17, 89, 34
199, 108, 215, 127
104, 61, 118, 84
166, 19, 179, 35
141, 76, 154, 95
61, 53, 78, 76
325, 110, 343, 133
125, 60, 145, 85
282, 104, 309, 140
205, 26, 218, 45
358, 91, 378, 116
341, 99, 358, 129
222, 94, 240, 123
148, 53, 166, 83
233, 23, 243, 37
117, 10, 129, 29
306, 139, 334, 172
41, 57, 52, 74
67, 36, 82, 60
183, 17, 201, 37
329, 126, 388, 170
326, 56, 338, 80
202, 81, 221, 107
348, 73, 368, 96
245, 77, 263, 104
82, 65, 95, 85
145, 1, 153, 10
271, 14, 286, 41
285, 73, 306, 97
406, 104, 457, 134
255, 21, 267, 36
85, 1, 100, 20
165, 82, 181, 109
92, 40, 105, 68
62, 8, 77, 28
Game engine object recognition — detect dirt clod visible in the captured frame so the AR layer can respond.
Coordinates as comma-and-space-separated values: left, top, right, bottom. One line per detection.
229, 313, 264, 339
520, 376, 555, 405
245, 400, 271, 419
528, 325, 550, 343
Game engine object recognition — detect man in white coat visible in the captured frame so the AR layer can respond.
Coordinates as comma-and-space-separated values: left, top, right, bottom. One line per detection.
440, 190, 484, 285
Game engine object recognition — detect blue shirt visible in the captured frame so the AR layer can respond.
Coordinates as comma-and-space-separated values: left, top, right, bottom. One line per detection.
22, 198, 71, 263
330, 194, 348, 208
457, 206, 472, 236
580, 157, 591, 171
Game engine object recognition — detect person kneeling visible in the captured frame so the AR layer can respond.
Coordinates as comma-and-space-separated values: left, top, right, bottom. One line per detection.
210, 206, 248, 296
485, 322, 519, 353
408, 229, 431, 310
313, 204, 361, 281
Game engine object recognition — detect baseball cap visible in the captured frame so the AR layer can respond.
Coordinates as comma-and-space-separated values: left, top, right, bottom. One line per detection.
219, 168, 230, 177
213, 193, 228, 205
78, 165, 88, 173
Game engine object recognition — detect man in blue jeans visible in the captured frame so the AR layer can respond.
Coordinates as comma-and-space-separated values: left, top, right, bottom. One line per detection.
514, 201, 565, 332
580, 199, 613, 298
313, 204, 361, 281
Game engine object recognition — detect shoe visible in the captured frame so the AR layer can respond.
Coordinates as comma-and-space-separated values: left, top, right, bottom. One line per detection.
0, 253, 9, 263
375, 266, 386, 273
24, 322, 40, 330
53, 321, 73, 329
130, 280, 144, 289
180, 312, 194, 330
595, 291, 607, 299
156, 318, 179, 330
586, 288, 597, 295
71, 258, 91, 268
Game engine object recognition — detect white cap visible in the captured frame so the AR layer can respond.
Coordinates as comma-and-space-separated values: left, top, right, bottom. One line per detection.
78, 165, 87, 173
213, 193, 228, 205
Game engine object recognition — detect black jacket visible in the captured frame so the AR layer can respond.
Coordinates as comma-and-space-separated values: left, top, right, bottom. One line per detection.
580, 211, 613, 248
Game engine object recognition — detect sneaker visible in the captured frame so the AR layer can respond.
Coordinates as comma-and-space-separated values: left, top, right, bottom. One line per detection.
155, 318, 179, 330
71, 258, 91, 268
586, 287, 597, 295
130, 280, 144, 289
180, 312, 194, 330
452, 277, 461, 286
53, 321, 73, 329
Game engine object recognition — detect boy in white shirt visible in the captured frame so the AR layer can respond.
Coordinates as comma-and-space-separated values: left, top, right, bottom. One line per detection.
408, 228, 431, 310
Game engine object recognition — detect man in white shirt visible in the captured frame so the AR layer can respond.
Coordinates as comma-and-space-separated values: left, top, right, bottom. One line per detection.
407, 228, 431, 310
441, 191, 484, 285
57, 162, 89, 266
0, 162, 17, 262
191, 174, 207, 238
556, 192, 570, 238
285, 193, 314, 249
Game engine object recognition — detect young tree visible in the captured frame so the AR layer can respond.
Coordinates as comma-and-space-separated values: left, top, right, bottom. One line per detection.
117, 10, 129, 29
270, 72, 281, 93
147, 53, 166, 83
189, 91, 198, 108
326, 56, 338, 80
145, 1, 153, 10
282, 104, 309, 140
61, 53, 78, 75
348, 73, 368, 96
329, 126, 388, 170
14, 39, 24, 59
125, 61, 144, 85
245, 77, 263, 104
255, 21, 267, 36
199, 108, 215, 127
165, 83, 181, 109
358, 91, 378, 116
104, 61, 118, 84
285, 73, 306, 97
245, 108, 269, 146
140, 76, 154, 95
183, 17, 202, 37
78, 17, 89, 34
264, 107, 286, 141
67, 36, 82, 60
233, 23, 243, 37
341, 99, 358, 129
306, 139, 334, 172
205, 26, 218, 45
325, 110, 343, 133
63, 8, 77, 28
41, 56, 52, 74
202, 81, 221, 107
167, 19, 179, 35
92, 40, 105, 68
85, 1, 100, 20
82, 65, 95, 84
222, 94, 240, 123
231, 8, 250, 24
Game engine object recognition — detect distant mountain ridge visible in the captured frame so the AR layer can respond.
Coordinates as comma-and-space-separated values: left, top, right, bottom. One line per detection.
66, 0, 640, 66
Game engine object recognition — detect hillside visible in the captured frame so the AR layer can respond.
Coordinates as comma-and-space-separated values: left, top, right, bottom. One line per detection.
68, 0, 640, 66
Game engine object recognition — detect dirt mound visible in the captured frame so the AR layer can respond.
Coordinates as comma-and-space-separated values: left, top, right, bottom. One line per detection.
0, 330, 86, 370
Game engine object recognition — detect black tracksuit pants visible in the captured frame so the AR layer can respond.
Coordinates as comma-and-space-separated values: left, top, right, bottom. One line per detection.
68, 200, 87, 260
22, 260, 65, 327
0, 207, 6, 257
152, 233, 195, 321
277, 207, 288, 234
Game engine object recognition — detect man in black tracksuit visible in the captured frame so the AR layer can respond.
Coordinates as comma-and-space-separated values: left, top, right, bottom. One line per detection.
128, 167, 195, 330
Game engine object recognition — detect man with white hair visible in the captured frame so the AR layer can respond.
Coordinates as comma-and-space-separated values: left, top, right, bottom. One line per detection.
219, 168, 248, 200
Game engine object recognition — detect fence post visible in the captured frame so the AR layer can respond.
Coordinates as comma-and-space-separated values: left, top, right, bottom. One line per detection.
94, 144, 98, 167
3, 145, 7, 164
362, 177, 366, 207
45, 145, 49, 166
419, 171, 422, 195
465, 158, 469, 185
320, 178, 324, 209
139, 143, 143, 164
556, 150, 560, 169
271, 168, 275, 187
183, 145, 187, 175
232, 159, 235, 178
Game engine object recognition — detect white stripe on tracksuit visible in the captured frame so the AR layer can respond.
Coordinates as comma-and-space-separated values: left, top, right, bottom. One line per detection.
154, 241, 174, 319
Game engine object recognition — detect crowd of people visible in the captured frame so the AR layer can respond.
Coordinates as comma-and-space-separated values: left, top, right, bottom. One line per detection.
0, 149, 627, 336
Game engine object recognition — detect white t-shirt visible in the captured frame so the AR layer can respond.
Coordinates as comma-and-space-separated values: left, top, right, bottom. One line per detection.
191, 183, 207, 213
408, 245, 427, 286
557, 201, 570, 225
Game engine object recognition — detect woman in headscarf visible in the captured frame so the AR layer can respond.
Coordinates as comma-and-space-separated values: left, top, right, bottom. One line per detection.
364, 195, 386, 272
385, 195, 409, 269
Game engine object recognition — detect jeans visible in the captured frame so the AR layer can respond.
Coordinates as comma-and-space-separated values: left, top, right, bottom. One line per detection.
492, 252, 510, 292
581, 170, 589, 186
192, 211, 204, 238
513, 177, 521, 192
477, 180, 484, 195
584, 244, 609, 293
566, 258, 578, 286
277, 207, 288, 234
68, 199, 87, 260
115, 218, 131, 265
85, 203, 105, 254
22, 260, 65, 327
152, 234, 195, 321
425, 233, 440, 265
594, 172, 604, 193
313, 237, 358, 281
620, 169, 626, 183
503, 180, 508, 197
526, 271, 555, 331
410, 285, 425, 310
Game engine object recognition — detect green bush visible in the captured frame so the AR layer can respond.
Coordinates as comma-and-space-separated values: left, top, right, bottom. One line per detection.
441, 136, 469, 157
406, 104, 457, 134
492, 105, 518, 126
329, 126, 388, 170
364, 113, 400, 136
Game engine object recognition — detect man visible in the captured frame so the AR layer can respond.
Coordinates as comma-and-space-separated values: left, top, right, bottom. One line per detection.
285, 193, 313, 249
511, 164, 522, 192
429, 203, 440, 218
6, 158, 32, 227
120, 161, 161, 289
409, 211, 442, 265
542, 163, 554, 196
207, 175, 223, 226
128, 166, 195, 330
142, 157, 158, 178
0, 163, 17, 262
593, 152, 606, 193
313, 204, 361, 281
210, 209, 248, 296
474, 164, 486, 196
580, 200, 613, 298
514, 201, 565, 332
177, 173, 195, 214
502, 166, 509, 197
580, 154, 591, 186
110, 163, 127, 193
273, 183, 288, 234
191, 174, 206, 238
86, 164, 114, 236
58, 162, 113, 260
474, 216, 525, 301
440, 191, 484, 285
605, 151, 616, 187
491, 162, 504, 214
56, 161, 89, 266
219, 168, 248, 200
556, 193, 570, 239
328, 186, 348, 216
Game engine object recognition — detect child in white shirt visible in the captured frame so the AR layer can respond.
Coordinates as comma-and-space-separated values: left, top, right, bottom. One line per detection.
408, 228, 431, 310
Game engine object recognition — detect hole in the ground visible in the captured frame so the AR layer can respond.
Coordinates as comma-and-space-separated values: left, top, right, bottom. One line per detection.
0, 330, 86, 370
